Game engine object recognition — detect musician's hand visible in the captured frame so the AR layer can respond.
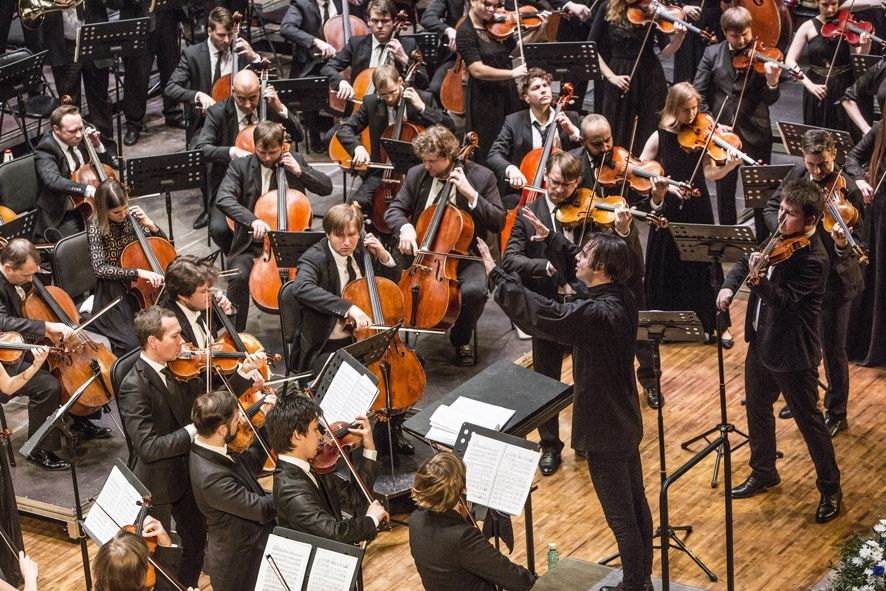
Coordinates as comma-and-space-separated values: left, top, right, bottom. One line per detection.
683, 4, 701, 20
804, 80, 827, 101
511, 64, 528, 79
832, 225, 849, 249
403, 87, 425, 112
45, 322, 73, 342
444, 27, 458, 51
748, 251, 767, 272
521, 207, 550, 241
448, 167, 477, 206
364, 232, 392, 264
258, 394, 277, 416
265, 85, 284, 113
614, 206, 632, 235
564, 1, 591, 21
313, 38, 337, 60
352, 146, 370, 167
336, 80, 355, 101
388, 39, 408, 65
137, 269, 165, 288
18, 551, 37, 591
31, 345, 50, 370
476, 238, 497, 274
240, 351, 268, 377
129, 205, 159, 232
85, 127, 102, 149
716, 287, 734, 312
367, 499, 390, 524
346, 305, 371, 330
235, 37, 259, 62
856, 179, 875, 204
280, 151, 302, 176
555, 111, 579, 138
607, 74, 631, 92
673, 22, 687, 39
251, 219, 272, 241
536, 10, 552, 26
195, 91, 216, 110
651, 175, 670, 203
724, 150, 742, 172
232, 147, 252, 159
763, 61, 780, 87
505, 165, 527, 189
349, 414, 373, 448
142, 516, 173, 547
717, 123, 733, 134
398, 225, 419, 255
213, 293, 234, 315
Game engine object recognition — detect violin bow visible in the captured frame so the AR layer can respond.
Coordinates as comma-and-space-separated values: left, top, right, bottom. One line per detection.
66, 295, 125, 341
578, 157, 604, 246
619, 116, 641, 198
514, 1, 527, 70
822, 0, 857, 94
0, 523, 19, 556
264, 553, 293, 591
215, 369, 277, 467
730, 40, 756, 131
686, 97, 732, 198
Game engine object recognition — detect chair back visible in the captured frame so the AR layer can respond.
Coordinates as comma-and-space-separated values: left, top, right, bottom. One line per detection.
111, 348, 141, 464
0, 153, 38, 213
278, 279, 301, 373
51, 231, 96, 304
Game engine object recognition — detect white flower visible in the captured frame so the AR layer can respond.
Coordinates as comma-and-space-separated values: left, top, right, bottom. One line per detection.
854, 556, 865, 565
875, 523, 886, 534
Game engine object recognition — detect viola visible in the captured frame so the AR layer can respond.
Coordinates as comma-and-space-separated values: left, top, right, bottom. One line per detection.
731, 40, 803, 80
746, 231, 811, 285
626, 0, 716, 43
484, 7, 565, 41
350, 11, 409, 104
677, 112, 758, 166
399, 133, 479, 330
555, 189, 669, 229
323, 0, 369, 114
597, 145, 701, 198
0, 331, 61, 364
821, 9, 885, 47
120, 210, 176, 309
234, 58, 270, 154
210, 11, 242, 102
817, 171, 869, 265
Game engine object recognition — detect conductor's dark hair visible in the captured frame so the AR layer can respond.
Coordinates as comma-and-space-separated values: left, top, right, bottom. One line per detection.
165, 255, 219, 301
0, 238, 38, 269
133, 306, 177, 349
582, 232, 633, 284
801, 128, 836, 156
781, 178, 825, 222
192, 390, 239, 437
265, 393, 320, 453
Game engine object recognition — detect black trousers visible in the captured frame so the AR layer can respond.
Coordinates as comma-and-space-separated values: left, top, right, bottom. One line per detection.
226, 245, 262, 331
1, 363, 61, 453
150, 489, 207, 588
821, 299, 851, 419
210, 206, 234, 254
351, 174, 383, 215
713, 142, 770, 240
744, 342, 841, 495
585, 448, 653, 591
533, 336, 570, 453
51, 42, 113, 140
451, 259, 488, 348
40, 210, 85, 245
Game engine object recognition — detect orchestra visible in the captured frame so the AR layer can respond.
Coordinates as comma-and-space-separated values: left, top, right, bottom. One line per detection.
2, 0, 886, 588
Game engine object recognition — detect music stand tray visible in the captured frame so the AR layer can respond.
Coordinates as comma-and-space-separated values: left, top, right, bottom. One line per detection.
850, 53, 882, 80
523, 42, 601, 81
401, 33, 439, 64
777, 121, 853, 165
740, 164, 794, 210
380, 139, 420, 174
74, 18, 151, 63
271, 77, 331, 112
0, 50, 47, 103
669, 223, 757, 264
268, 230, 326, 269
637, 311, 705, 344
0, 211, 37, 243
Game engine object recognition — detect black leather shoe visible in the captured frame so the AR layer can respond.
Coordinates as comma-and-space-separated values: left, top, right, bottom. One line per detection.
27, 450, 70, 471
72, 420, 112, 440
123, 128, 140, 146
193, 211, 209, 229
539, 451, 561, 476
731, 474, 780, 499
165, 116, 187, 129
396, 434, 415, 456
815, 491, 842, 523
778, 405, 793, 419
644, 386, 661, 409
454, 344, 475, 367
824, 416, 848, 437
720, 333, 734, 349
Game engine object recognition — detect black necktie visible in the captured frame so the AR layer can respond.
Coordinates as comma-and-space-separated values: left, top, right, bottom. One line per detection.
321, 0, 330, 24
76, 0, 85, 21
160, 367, 186, 423
68, 145, 82, 169
269, 167, 278, 192
346, 256, 357, 284
533, 121, 547, 146
212, 51, 222, 84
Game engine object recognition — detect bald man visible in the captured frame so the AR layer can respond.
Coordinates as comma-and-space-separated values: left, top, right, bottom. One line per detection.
196, 69, 305, 253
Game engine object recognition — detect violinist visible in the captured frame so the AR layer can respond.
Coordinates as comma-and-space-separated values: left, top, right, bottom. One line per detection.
762, 129, 864, 437
189, 390, 277, 591
215, 121, 332, 331
266, 393, 389, 544
841, 58, 886, 136
409, 451, 536, 591
195, 69, 304, 253
0, 239, 112, 470
87, 179, 167, 355
117, 306, 265, 587
487, 67, 581, 206
693, 6, 781, 235
717, 179, 843, 524
384, 125, 505, 366
34, 102, 113, 242
335, 64, 454, 216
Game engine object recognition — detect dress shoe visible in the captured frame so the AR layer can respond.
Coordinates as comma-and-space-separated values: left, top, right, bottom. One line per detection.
731, 474, 780, 499
824, 416, 848, 437
72, 420, 112, 440
815, 491, 842, 523
454, 344, 475, 367
539, 451, 561, 476
26, 450, 70, 471
778, 405, 793, 419
720, 333, 734, 349
396, 433, 415, 456
165, 116, 187, 129
123, 128, 140, 146
644, 385, 661, 409
193, 211, 209, 229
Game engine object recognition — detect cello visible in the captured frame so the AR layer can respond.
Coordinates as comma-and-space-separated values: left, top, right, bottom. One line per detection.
398, 133, 479, 330
66, 96, 117, 222
439, 17, 467, 116
499, 83, 573, 252
119, 210, 176, 309
323, 0, 369, 114
210, 11, 242, 102
350, 11, 409, 104
341, 230, 425, 415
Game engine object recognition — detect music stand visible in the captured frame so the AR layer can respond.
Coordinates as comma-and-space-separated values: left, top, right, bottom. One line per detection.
523, 42, 601, 81
0, 50, 49, 152
777, 122, 853, 166
400, 33, 439, 65
75, 18, 151, 160
380, 139, 420, 174
850, 53, 882, 80
0, 210, 37, 242
740, 164, 794, 210
125, 150, 205, 244
268, 230, 325, 270
271, 77, 331, 112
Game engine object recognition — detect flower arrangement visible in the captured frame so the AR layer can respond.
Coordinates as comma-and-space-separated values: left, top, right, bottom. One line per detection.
829, 519, 886, 591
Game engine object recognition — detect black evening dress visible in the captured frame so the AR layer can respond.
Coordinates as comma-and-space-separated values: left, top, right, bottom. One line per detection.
802, 19, 857, 139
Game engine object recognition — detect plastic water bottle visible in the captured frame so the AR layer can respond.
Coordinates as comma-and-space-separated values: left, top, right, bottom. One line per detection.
547, 543, 560, 570
2, 150, 11, 163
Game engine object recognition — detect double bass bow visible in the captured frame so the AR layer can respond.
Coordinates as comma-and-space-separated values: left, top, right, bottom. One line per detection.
120, 209, 176, 309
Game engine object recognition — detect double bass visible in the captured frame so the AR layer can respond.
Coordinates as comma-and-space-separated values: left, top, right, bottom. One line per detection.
119, 210, 176, 309
210, 11, 242, 102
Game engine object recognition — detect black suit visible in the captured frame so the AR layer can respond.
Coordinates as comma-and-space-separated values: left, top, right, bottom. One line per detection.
385, 160, 505, 347
189, 442, 276, 591
419, 0, 466, 96
279, 0, 344, 77
156, 295, 222, 347
273, 454, 379, 543
409, 509, 535, 591
722, 233, 841, 496
214, 151, 333, 330
321, 33, 429, 91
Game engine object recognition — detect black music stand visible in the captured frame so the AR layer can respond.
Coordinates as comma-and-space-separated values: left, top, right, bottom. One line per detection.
0, 50, 49, 152
401, 33, 439, 65
850, 53, 882, 79
777, 122, 853, 166
523, 42, 601, 81
268, 230, 325, 270
258, 526, 365, 591
272, 77, 330, 110
75, 18, 151, 160
125, 150, 205, 244
380, 139, 420, 174
0, 210, 37, 242
740, 164, 794, 210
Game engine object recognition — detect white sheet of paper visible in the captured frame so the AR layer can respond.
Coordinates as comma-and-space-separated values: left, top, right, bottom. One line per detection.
306, 547, 360, 591
320, 361, 378, 425
254, 534, 312, 591
83, 466, 144, 545
462, 433, 540, 516
448, 397, 515, 432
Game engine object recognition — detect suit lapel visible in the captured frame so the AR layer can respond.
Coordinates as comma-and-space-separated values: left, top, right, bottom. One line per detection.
223, 98, 239, 144
249, 157, 264, 207
198, 43, 212, 92
141, 363, 187, 426
323, 240, 342, 295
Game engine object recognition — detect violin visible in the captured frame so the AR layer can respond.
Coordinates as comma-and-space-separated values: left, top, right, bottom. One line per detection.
555, 189, 669, 229
123, 498, 158, 591
341, 230, 426, 415
399, 133, 479, 330
351, 11, 409, 104
120, 210, 176, 309
484, 7, 565, 41
817, 171, 869, 264
323, 0, 369, 114
311, 414, 374, 475
746, 230, 811, 285
0, 331, 61, 364
234, 58, 270, 154
732, 40, 804, 80
626, 0, 717, 43
677, 112, 758, 166
210, 11, 242, 102
167, 341, 281, 381
597, 145, 701, 198
0, 205, 16, 223
821, 9, 885, 47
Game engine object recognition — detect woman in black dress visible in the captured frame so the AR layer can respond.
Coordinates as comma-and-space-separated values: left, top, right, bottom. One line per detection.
87, 179, 166, 354
589, 0, 686, 153
640, 82, 734, 344
841, 58, 885, 136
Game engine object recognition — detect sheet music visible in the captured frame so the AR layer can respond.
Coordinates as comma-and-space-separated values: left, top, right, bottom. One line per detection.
426, 397, 515, 447
83, 466, 144, 545
306, 547, 359, 591
319, 361, 378, 425
254, 534, 312, 591
463, 433, 540, 516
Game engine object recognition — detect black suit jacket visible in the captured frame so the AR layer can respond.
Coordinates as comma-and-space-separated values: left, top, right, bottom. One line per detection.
189, 443, 276, 591
384, 160, 505, 252
42, 0, 108, 68
336, 90, 453, 163
409, 509, 536, 591
486, 110, 581, 182
321, 33, 429, 90
0, 274, 45, 340
722, 232, 829, 372
195, 98, 305, 196
279, 0, 344, 76
118, 357, 252, 504
419, 0, 466, 63
273, 455, 379, 544
693, 41, 780, 152
290, 238, 400, 371
215, 151, 333, 257
156, 294, 226, 346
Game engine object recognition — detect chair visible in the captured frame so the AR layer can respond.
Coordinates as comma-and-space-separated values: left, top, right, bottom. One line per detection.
0, 49, 59, 151
277, 279, 300, 375
0, 152, 39, 214
51, 231, 96, 316
110, 348, 140, 465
